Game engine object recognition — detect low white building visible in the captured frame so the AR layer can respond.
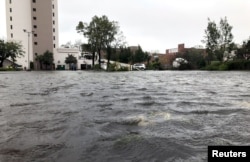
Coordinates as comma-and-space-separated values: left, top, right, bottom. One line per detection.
54, 47, 133, 71
54, 47, 99, 70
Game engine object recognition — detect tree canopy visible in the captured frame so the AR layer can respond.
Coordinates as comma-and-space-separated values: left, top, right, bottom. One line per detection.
65, 54, 77, 64
219, 17, 234, 51
202, 18, 220, 63
134, 46, 149, 63
237, 38, 250, 60
0, 39, 24, 68
202, 17, 234, 63
76, 15, 121, 69
36, 50, 54, 70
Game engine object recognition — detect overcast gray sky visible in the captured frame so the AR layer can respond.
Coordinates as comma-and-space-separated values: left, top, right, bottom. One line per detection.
0, 0, 250, 53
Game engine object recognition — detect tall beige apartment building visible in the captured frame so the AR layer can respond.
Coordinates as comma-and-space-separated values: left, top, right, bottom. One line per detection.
5, 0, 58, 69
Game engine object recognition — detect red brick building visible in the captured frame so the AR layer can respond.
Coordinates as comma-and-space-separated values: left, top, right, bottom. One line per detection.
149, 43, 206, 69
166, 43, 189, 55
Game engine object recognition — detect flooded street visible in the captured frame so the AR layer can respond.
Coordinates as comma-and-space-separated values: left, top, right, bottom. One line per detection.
0, 71, 250, 162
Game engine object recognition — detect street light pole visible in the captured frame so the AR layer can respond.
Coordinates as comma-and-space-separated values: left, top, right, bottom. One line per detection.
23, 29, 34, 70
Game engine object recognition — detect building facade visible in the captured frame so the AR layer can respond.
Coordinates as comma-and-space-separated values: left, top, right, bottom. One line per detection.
5, 0, 58, 69
166, 44, 186, 55
55, 48, 98, 70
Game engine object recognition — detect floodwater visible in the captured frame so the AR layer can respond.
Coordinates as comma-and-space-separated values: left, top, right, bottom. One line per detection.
0, 71, 250, 162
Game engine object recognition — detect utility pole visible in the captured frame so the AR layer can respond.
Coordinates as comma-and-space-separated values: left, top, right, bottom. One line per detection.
23, 29, 34, 70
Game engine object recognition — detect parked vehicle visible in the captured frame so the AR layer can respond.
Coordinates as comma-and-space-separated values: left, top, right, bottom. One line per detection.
132, 63, 146, 70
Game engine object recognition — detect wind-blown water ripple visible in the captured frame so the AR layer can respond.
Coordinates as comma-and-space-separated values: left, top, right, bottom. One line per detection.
0, 71, 250, 162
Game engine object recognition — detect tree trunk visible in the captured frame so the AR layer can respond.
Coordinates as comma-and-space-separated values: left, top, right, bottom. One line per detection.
98, 48, 101, 69
39, 61, 42, 70
92, 51, 95, 68
0, 60, 3, 68
107, 46, 111, 71
11, 59, 15, 69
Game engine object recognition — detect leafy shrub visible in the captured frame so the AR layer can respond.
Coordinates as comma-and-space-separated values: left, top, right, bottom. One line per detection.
107, 63, 118, 71
107, 63, 129, 71
225, 60, 250, 70
93, 64, 102, 70
203, 63, 220, 70
118, 66, 129, 71
147, 62, 162, 70
0, 67, 19, 71
218, 64, 228, 70
203, 60, 250, 70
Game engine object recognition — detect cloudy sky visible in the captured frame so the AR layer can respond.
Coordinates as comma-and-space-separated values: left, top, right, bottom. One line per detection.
0, 0, 250, 53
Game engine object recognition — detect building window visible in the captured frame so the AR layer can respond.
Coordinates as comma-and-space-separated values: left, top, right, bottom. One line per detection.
33, 25, 37, 29
11, 33, 13, 38
10, 16, 12, 21
53, 12, 55, 17
33, 0, 36, 3
53, 20, 55, 25
54, 44, 56, 48
34, 42, 38, 45
10, 8, 12, 12
52, 4, 54, 9
33, 8, 36, 12
10, 25, 13, 29
34, 33, 37, 37
53, 28, 55, 32
9, 0, 12, 4
53, 36, 55, 40
33, 17, 37, 20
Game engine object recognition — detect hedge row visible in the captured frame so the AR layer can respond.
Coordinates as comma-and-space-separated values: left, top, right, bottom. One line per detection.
203, 60, 250, 70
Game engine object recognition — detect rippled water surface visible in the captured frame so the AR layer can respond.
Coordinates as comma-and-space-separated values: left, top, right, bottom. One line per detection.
0, 71, 250, 162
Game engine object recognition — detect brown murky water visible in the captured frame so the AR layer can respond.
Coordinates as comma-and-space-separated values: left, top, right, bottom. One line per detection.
0, 71, 250, 162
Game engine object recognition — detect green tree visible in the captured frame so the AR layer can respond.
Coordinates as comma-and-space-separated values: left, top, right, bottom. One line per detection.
214, 17, 234, 62
80, 43, 97, 67
76, 21, 87, 35
76, 21, 96, 67
0, 39, 24, 68
176, 49, 206, 69
133, 45, 148, 63
36, 50, 54, 70
202, 18, 220, 64
119, 47, 133, 64
76, 15, 120, 69
106, 30, 126, 70
65, 54, 77, 70
42, 50, 54, 70
81, 43, 92, 52
203, 17, 234, 63
108, 47, 119, 62
145, 52, 151, 66
219, 17, 234, 52
35, 55, 43, 70
237, 39, 250, 60
243, 39, 250, 60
